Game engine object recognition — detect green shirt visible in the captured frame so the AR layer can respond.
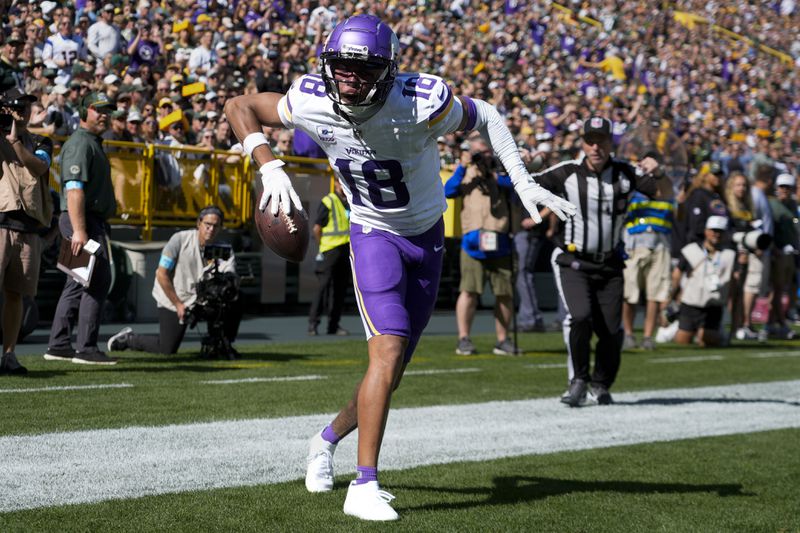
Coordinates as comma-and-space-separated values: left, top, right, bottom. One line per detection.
59, 127, 117, 220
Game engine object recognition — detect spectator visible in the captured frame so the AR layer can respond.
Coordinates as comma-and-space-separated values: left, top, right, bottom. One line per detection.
308, 179, 351, 337
125, 110, 143, 142
767, 173, 799, 339
621, 155, 675, 351
445, 137, 519, 357
102, 109, 132, 142
677, 163, 728, 251
42, 16, 87, 87
126, 19, 161, 72
0, 30, 24, 90
725, 172, 767, 341
672, 216, 737, 347
86, 3, 120, 62
188, 30, 216, 77
42, 84, 77, 136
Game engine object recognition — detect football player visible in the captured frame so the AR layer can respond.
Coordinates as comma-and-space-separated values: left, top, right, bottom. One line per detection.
225, 14, 576, 521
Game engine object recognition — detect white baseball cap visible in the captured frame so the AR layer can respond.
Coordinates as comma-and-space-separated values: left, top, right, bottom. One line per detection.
775, 173, 796, 188
705, 216, 729, 231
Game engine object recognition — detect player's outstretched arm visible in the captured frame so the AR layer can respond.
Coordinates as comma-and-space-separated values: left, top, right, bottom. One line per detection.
224, 92, 304, 216
458, 96, 577, 223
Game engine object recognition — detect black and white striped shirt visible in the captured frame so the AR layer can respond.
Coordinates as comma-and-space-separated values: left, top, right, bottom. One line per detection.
533, 154, 657, 259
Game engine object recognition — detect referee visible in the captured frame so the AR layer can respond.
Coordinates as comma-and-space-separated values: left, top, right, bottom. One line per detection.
533, 117, 661, 406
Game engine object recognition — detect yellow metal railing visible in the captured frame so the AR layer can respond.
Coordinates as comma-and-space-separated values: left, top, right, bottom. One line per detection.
49, 138, 334, 240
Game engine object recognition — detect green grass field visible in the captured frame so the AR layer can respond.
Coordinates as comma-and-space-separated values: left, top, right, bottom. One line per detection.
2, 331, 799, 531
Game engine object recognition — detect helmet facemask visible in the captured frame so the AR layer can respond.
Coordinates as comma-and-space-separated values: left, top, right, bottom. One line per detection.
318, 15, 399, 112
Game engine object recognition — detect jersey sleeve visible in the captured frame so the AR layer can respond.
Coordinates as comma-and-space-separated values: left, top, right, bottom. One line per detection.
413, 76, 464, 139
277, 74, 328, 130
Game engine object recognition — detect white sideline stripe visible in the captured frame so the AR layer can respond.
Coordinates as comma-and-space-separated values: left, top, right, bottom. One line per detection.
525, 363, 568, 369
404, 368, 480, 376
1, 380, 798, 512
748, 351, 800, 359
649, 355, 725, 364
201, 375, 326, 385
0, 383, 134, 394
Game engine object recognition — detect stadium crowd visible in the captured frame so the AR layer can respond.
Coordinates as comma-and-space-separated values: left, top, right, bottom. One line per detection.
0, 0, 798, 345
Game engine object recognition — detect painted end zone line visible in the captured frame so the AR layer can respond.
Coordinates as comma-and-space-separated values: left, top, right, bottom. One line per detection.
0, 383, 134, 394
202, 375, 326, 385
2, 380, 798, 512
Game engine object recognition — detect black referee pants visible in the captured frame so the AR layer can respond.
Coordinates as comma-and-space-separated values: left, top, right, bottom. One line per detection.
553, 253, 624, 388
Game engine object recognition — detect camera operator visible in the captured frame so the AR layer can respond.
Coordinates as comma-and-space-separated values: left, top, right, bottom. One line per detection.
108, 206, 242, 356
445, 137, 519, 356
671, 216, 737, 347
0, 87, 53, 375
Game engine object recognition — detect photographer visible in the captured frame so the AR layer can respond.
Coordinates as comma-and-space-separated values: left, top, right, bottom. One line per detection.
445, 137, 518, 356
107, 206, 242, 356
672, 216, 737, 347
0, 88, 53, 375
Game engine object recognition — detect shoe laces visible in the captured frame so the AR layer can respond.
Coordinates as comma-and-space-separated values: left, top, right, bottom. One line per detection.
375, 488, 395, 504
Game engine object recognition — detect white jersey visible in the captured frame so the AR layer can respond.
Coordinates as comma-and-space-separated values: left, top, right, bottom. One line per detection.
278, 73, 465, 236
42, 33, 87, 85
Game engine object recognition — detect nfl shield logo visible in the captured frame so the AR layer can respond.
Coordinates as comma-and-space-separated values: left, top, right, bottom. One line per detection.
317, 125, 336, 143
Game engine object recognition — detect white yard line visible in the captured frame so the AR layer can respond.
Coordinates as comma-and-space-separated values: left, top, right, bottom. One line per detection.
201, 375, 327, 385
0, 380, 798, 512
525, 363, 568, 369
748, 351, 800, 359
649, 355, 726, 363
0, 383, 134, 394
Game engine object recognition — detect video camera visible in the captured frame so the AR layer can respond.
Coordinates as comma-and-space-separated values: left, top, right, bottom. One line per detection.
0, 96, 28, 134
732, 230, 772, 253
185, 243, 240, 359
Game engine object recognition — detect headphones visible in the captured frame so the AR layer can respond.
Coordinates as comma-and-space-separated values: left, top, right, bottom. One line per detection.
198, 205, 224, 225
78, 94, 91, 120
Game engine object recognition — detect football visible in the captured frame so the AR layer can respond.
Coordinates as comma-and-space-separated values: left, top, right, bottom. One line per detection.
254, 194, 309, 263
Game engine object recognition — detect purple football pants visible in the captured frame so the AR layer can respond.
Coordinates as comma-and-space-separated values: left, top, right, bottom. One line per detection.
349, 219, 444, 362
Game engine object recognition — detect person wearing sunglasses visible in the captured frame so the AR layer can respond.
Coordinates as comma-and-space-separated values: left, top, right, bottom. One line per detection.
45, 93, 118, 366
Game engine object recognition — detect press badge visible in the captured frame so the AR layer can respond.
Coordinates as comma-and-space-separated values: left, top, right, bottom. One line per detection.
479, 230, 498, 252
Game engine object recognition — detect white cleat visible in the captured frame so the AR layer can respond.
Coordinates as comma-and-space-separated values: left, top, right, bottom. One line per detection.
343, 480, 399, 521
305, 434, 335, 492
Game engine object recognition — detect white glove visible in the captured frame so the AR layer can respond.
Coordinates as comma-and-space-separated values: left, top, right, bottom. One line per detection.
258, 160, 303, 216
515, 178, 577, 223
782, 244, 797, 255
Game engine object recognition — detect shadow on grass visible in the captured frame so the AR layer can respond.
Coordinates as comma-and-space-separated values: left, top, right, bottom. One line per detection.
401, 475, 753, 512
615, 397, 800, 407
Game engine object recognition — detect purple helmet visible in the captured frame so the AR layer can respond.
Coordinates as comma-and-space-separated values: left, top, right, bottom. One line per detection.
319, 15, 399, 107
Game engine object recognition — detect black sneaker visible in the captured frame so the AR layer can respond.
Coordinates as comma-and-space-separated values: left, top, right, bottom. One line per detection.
0, 352, 28, 375
44, 347, 76, 361
72, 351, 118, 366
560, 378, 588, 407
107, 326, 133, 352
589, 383, 613, 405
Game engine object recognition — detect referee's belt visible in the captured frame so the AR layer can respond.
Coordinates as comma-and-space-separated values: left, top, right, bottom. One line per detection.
568, 249, 617, 263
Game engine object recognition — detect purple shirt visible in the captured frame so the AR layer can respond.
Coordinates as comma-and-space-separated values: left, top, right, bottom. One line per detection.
129, 40, 160, 69
292, 129, 326, 159
530, 20, 546, 46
